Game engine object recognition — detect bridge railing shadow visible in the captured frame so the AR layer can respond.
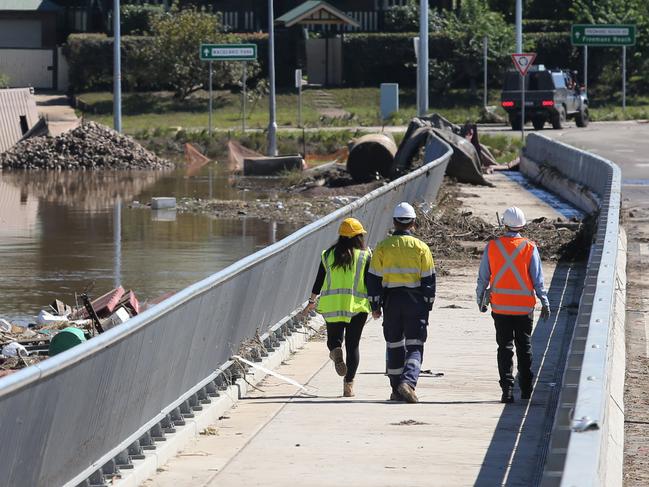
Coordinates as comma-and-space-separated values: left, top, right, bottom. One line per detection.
473, 263, 583, 487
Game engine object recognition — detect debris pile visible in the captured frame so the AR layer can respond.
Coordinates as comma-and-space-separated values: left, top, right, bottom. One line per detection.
0, 286, 142, 377
417, 186, 593, 263
178, 194, 360, 226
0, 122, 173, 170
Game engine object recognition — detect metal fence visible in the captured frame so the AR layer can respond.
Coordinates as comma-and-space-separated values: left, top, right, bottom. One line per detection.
522, 134, 623, 487
0, 136, 451, 487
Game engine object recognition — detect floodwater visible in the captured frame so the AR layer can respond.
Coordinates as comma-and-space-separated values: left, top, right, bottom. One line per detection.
0, 165, 296, 324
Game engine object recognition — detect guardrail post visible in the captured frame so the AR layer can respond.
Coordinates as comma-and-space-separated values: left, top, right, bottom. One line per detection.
139, 431, 156, 450
114, 449, 133, 470
170, 407, 186, 425
206, 380, 220, 397
127, 441, 145, 460
160, 414, 176, 433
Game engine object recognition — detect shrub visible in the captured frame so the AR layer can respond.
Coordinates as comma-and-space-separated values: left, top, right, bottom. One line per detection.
121, 4, 164, 35
64, 34, 159, 92
0, 72, 9, 88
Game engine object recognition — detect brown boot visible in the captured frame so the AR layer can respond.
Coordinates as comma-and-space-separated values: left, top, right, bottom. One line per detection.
397, 382, 418, 403
329, 347, 347, 377
343, 380, 354, 397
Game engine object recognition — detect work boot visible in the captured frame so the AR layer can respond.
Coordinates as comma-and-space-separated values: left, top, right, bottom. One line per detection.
389, 390, 404, 401
397, 382, 418, 404
329, 347, 347, 377
501, 388, 514, 404
343, 380, 354, 397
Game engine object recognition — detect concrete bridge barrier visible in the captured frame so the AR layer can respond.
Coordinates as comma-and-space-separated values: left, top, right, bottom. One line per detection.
522, 133, 624, 487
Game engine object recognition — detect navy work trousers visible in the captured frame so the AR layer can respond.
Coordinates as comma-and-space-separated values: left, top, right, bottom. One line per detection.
492, 312, 533, 391
382, 290, 429, 390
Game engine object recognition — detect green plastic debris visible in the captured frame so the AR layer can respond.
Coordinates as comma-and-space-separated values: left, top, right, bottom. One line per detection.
48, 327, 86, 356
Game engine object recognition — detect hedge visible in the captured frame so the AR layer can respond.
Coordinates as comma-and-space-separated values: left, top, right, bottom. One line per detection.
63, 31, 299, 93
64, 34, 159, 92
341, 31, 621, 89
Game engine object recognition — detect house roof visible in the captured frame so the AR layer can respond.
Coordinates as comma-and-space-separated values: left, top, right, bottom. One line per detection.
0, 0, 62, 12
276, 0, 359, 27
0, 88, 40, 153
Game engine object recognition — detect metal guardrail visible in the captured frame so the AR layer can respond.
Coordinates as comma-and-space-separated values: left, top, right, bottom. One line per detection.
522, 134, 623, 487
0, 136, 452, 487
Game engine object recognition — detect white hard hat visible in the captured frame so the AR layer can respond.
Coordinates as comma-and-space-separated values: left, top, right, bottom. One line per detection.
393, 202, 416, 221
502, 206, 526, 229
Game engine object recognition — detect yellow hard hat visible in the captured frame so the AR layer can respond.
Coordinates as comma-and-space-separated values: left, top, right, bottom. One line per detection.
338, 218, 366, 238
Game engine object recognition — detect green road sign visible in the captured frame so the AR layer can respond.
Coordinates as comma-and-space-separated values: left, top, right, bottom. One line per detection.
571, 24, 636, 46
200, 43, 257, 61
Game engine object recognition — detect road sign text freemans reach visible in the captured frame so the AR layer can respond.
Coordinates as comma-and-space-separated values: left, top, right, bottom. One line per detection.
571, 24, 636, 46
200, 44, 257, 61
511, 53, 537, 77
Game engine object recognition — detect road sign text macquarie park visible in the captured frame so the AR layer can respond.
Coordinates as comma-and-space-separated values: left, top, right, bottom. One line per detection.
200, 44, 257, 61
571, 24, 636, 46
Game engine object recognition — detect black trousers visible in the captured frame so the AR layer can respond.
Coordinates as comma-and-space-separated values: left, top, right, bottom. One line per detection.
492, 312, 533, 391
326, 312, 367, 382
383, 291, 428, 389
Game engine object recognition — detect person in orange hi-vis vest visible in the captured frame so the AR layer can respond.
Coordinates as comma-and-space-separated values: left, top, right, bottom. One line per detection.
476, 206, 550, 404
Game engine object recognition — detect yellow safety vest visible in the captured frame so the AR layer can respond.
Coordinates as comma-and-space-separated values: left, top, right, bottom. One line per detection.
369, 234, 434, 289
317, 248, 371, 323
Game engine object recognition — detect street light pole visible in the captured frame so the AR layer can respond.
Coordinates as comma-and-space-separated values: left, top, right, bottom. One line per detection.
113, 0, 122, 133
267, 0, 278, 156
417, 0, 428, 117
515, 0, 522, 53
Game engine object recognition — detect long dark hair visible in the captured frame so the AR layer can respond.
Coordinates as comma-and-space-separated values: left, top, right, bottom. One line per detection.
326, 234, 366, 269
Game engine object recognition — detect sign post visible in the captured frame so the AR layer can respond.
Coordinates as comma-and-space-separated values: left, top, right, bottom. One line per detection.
511, 53, 536, 141
200, 43, 258, 135
584, 45, 588, 95
242, 62, 247, 132
295, 69, 303, 128
208, 61, 213, 135
571, 24, 635, 111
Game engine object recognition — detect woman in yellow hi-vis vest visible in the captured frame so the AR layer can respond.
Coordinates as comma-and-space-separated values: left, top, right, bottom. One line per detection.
306, 218, 371, 397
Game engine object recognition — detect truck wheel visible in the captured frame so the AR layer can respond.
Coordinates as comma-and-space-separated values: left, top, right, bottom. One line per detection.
551, 106, 566, 130
510, 114, 522, 131
576, 108, 589, 128
532, 117, 545, 130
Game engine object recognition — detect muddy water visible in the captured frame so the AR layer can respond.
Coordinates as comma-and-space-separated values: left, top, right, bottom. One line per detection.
0, 166, 297, 324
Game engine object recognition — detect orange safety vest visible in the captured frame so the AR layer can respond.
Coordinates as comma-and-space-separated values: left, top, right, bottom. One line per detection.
487, 236, 536, 315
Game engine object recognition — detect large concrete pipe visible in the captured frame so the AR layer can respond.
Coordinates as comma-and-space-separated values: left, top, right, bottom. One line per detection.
346, 134, 397, 183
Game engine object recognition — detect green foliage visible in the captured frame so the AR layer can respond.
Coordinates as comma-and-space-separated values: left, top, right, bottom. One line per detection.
444, 0, 514, 89
384, 0, 445, 32
0, 72, 8, 88
64, 34, 158, 92
525, 0, 572, 20
121, 4, 164, 35
522, 19, 571, 33
63, 8, 262, 96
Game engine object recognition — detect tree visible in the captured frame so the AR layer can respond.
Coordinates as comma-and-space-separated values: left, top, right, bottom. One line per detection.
151, 5, 259, 100
444, 0, 514, 92
384, 0, 445, 33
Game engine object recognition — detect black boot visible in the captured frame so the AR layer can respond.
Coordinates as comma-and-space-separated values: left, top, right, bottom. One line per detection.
521, 386, 532, 400
501, 388, 514, 403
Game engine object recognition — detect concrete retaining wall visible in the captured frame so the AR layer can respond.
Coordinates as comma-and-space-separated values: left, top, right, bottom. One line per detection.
522, 134, 624, 487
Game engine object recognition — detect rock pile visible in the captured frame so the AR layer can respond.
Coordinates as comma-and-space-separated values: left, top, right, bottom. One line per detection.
1, 122, 173, 170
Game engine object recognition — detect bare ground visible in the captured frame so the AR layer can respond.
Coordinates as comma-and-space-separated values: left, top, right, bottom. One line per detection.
623, 206, 649, 486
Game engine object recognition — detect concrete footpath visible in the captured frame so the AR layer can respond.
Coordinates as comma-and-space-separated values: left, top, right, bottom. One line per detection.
143, 174, 585, 487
